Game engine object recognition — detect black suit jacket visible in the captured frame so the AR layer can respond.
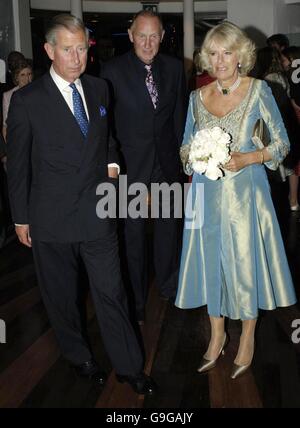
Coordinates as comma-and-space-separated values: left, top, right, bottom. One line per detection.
0, 133, 5, 157
101, 51, 187, 185
7, 72, 118, 242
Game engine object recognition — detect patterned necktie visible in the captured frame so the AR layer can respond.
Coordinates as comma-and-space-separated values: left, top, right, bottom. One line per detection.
69, 83, 89, 138
145, 64, 159, 109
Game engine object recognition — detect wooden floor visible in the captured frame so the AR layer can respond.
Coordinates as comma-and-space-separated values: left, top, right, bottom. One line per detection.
0, 181, 300, 408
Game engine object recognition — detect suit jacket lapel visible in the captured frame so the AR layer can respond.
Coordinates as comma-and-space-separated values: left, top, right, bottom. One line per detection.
77, 75, 99, 168
154, 55, 166, 113
42, 72, 86, 142
128, 51, 155, 111
81, 75, 97, 140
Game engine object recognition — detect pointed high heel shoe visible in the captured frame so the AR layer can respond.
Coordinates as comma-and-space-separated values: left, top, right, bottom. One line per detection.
197, 333, 228, 373
230, 362, 251, 379
231, 339, 254, 379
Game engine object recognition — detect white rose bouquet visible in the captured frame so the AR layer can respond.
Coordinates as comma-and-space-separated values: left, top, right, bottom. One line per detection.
188, 126, 232, 181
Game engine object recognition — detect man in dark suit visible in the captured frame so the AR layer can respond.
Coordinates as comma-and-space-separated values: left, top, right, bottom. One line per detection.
0, 132, 7, 248
0, 134, 5, 161
101, 10, 186, 324
6, 14, 155, 395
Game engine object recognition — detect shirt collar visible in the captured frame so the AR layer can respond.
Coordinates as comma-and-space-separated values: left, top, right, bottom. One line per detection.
50, 65, 82, 92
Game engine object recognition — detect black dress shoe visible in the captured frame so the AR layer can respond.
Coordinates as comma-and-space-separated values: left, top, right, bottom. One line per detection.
73, 360, 107, 385
116, 372, 157, 395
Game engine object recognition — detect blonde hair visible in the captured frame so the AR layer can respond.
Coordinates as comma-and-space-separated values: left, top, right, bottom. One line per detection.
200, 21, 256, 77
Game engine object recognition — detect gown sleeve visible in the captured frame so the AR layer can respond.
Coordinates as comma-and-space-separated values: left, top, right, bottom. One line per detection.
258, 80, 290, 170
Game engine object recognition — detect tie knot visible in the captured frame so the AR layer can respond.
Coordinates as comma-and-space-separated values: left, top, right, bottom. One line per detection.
145, 64, 152, 72
69, 83, 77, 91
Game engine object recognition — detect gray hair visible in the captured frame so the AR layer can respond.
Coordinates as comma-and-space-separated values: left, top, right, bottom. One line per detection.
45, 14, 89, 46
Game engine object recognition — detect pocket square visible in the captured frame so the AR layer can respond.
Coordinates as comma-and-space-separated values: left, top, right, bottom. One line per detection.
99, 106, 107, 117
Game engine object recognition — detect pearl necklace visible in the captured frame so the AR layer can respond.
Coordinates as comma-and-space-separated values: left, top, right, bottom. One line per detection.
216, 76, 241, 95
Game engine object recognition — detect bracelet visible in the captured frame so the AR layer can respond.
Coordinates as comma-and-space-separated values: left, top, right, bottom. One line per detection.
258, 150, 264, 164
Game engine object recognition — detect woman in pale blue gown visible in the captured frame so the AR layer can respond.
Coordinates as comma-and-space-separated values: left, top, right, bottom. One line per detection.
175, 22, 297, 379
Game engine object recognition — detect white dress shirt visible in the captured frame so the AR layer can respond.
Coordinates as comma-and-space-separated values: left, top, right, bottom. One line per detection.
50, 65, 90, 120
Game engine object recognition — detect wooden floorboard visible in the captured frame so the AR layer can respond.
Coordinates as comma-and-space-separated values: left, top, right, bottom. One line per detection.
0, 329, 60, 408
144, 307, 211, 408
20, 315, 110, 408
0, 239, 33, 276
208, 319, 263, 408
95, 285, 167, 408
0, 301, 50, 373
0, 184, 300, 407
0, 287, 41, 324
0, 265, 38, 306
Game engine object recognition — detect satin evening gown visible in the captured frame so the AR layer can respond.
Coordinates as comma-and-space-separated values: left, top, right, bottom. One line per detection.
176, 79, 297, 320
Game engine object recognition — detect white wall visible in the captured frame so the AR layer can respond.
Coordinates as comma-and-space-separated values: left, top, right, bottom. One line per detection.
30, 0, 227, 14
160, 1, 227, 13
228, 0, 274, 47
13, 0, 33, 58
275, 0, 300, 34
0, 0, 15, 61
0, 59, 6, 83
228, 0, 300, 47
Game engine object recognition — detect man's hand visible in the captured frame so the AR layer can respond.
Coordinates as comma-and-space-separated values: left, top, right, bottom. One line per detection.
108, 166, 119, 179
15, 225, 32, 248
1, 156, 7, 172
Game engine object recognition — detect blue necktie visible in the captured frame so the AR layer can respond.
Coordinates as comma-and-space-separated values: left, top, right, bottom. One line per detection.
69, 83, 89, 138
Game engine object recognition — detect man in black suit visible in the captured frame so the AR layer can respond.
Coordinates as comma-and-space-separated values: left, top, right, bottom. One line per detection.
101, 10, 186, 324
0, 134, 5, 161
0, 133, 7, 248
6, 14, 155, 395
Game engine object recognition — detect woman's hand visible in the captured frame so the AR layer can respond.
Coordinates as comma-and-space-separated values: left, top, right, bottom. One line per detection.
223, 152, 251, 172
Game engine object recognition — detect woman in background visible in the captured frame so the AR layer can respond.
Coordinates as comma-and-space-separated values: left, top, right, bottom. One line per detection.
255, 46, 300, 210
2, 59, 33, 141
282, 46, 300, 190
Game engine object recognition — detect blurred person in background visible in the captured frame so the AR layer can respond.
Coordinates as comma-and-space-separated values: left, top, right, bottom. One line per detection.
2, 59, 33, 142
5, 51, 26, 91
267, 33, 289, 53
281, 47, 300, 209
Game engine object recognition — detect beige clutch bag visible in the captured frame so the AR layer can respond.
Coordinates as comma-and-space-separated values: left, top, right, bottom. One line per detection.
252, 119, 287, 181
252, 118, 271, 149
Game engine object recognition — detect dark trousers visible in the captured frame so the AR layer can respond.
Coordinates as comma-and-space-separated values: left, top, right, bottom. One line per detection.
32, 231, 143, 376
124, 215, 180, 318
123, 162, 181, 319
0, 193, 5, 248
0, 163, 11, 248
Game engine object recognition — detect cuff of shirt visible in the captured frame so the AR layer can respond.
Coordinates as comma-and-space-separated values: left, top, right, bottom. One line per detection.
108, 163, 120, 175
